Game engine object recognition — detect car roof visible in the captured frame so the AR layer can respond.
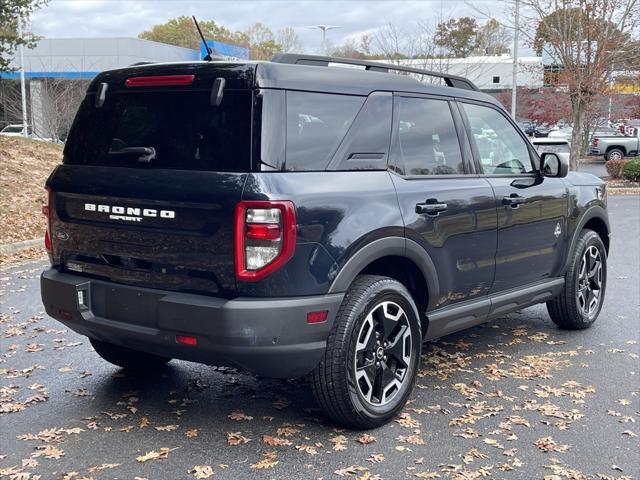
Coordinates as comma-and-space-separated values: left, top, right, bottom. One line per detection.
255, 61, 499, 103
91, 60, 501, 108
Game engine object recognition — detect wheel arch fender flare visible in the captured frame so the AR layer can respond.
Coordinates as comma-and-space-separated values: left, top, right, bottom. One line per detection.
606, 145, 626, 154
563, 205, 610, 273
327, 236, 440, 310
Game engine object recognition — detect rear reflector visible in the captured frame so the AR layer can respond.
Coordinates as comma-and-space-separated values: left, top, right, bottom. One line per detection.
246, 223, 281, 241
176, 335, 197, 346
125, 75, 195, 88
43, 188, 52, 253
307, 310, 328, 324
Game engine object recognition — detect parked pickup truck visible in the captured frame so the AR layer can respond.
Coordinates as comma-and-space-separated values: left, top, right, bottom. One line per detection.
590, 129, 640, 161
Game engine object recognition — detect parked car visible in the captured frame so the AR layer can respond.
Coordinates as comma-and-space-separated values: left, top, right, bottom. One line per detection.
0, 124, 31, 137
531, 137, 571, 165
548, 126, 573, 145
534, 123, 552, 137
40, 54, 610, 428
518, 120, 535, 136
590, 128, 640, 161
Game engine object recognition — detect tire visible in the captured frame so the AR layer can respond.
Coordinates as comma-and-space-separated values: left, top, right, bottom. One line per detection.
90, 338, 171, 370
311, 275, 422, 429
606, 148, 625, 162
547, 229, 607, 329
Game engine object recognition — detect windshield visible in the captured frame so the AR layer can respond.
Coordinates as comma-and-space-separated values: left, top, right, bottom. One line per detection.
534, 142, 570, 154
64, 90, 252, 171
2, 125, 24, 133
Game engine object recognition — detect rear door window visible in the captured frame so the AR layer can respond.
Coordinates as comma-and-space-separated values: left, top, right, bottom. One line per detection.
64, 90, 252, 171
284, 91, 364, 171
393, 96, 465, 176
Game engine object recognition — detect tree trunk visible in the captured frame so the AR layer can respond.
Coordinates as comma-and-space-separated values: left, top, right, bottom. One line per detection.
569, 99, 586, 171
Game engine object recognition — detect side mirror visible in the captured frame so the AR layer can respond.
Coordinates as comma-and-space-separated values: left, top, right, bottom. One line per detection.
541, 152, 568, 178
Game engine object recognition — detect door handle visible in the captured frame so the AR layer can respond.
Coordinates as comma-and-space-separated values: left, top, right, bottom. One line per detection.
416, 200, 448, 215
502, 194, 526, 208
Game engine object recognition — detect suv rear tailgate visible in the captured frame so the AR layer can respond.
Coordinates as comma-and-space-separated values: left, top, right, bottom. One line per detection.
48, 165, 246, 296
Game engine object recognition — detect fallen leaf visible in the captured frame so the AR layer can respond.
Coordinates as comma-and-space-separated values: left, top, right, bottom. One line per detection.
534, 437, 569, 453
262, 435, 292, 446
367, 453, 385, 463
226, 432, 250, 446
250, 451, 278, 469
189, 465, 214, 479
87, 463, 120, 473
155, 424, 178, 432
295, 444, 318, 455
357, 434, 376, 445
335, 465, 368, 477
228, 410, 253, 421
136, 447, 175, 463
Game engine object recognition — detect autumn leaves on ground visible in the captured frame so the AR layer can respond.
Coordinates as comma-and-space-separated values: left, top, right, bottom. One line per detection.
0, 137, 61, 265
1, 217, 639, 480
0, 140, 638, 479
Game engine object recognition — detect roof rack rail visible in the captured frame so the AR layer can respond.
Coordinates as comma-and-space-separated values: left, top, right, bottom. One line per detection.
271, 53, 479, 91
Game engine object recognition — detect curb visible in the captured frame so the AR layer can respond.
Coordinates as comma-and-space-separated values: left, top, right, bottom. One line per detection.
0, 238, 43, 255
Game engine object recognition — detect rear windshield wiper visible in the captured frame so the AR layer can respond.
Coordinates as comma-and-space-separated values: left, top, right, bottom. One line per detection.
108, 146, 156, 163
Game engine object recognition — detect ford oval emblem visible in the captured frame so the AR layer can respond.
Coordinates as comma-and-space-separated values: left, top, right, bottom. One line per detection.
56, 230, 69, 241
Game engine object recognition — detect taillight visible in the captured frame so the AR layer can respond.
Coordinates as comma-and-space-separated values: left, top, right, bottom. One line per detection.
234, 200, 296, 281
592, 138, 599, 147
42, 188, 52, 253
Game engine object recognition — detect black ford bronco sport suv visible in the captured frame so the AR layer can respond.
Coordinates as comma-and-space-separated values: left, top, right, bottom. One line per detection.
41, 54, 610, 428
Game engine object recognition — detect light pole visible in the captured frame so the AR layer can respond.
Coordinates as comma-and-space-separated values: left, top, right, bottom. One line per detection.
308, 25, 341, 55
17, 16, 28, 137
511, 0, 520, 119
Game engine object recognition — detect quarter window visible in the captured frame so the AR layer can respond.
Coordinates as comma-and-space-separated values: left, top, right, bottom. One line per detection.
285, 91, 364, 171
462, 103, 535, 175
394, 97, 464, 176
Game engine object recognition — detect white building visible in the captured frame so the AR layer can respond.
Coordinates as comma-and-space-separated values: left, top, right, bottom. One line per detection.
385, 54, 544, 91
2, 37, 199, 80
1, 38, 201, 138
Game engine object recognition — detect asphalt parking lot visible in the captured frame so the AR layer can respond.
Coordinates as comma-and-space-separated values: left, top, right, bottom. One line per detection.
1, 196, 638, 480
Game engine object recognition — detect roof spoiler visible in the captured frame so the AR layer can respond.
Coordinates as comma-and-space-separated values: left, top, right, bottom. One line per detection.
271, 53, 479, 92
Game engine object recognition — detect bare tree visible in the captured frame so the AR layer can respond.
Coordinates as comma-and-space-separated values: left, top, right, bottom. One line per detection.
522, 0, 640, 169
34, 78, 87, 141
276, 27, 303, 53
372, 23, 413, 64
0, 79, 25, 126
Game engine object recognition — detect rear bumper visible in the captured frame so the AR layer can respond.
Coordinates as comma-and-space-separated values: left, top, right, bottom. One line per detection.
40, 269, 344, 378
589, 148, 602, 155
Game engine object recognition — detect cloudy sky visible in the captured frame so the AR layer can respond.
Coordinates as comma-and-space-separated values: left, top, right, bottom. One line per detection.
30, 0, 522, 53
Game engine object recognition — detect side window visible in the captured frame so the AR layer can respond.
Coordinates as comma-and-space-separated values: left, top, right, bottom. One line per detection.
285, 91, 364, 171
462, 103, 535, 175
329, 92, 392, 170
394, 97, 464, 176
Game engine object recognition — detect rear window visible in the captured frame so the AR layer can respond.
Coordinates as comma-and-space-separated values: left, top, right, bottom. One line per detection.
64, 90, 252, 171
284, 91, 364, 171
